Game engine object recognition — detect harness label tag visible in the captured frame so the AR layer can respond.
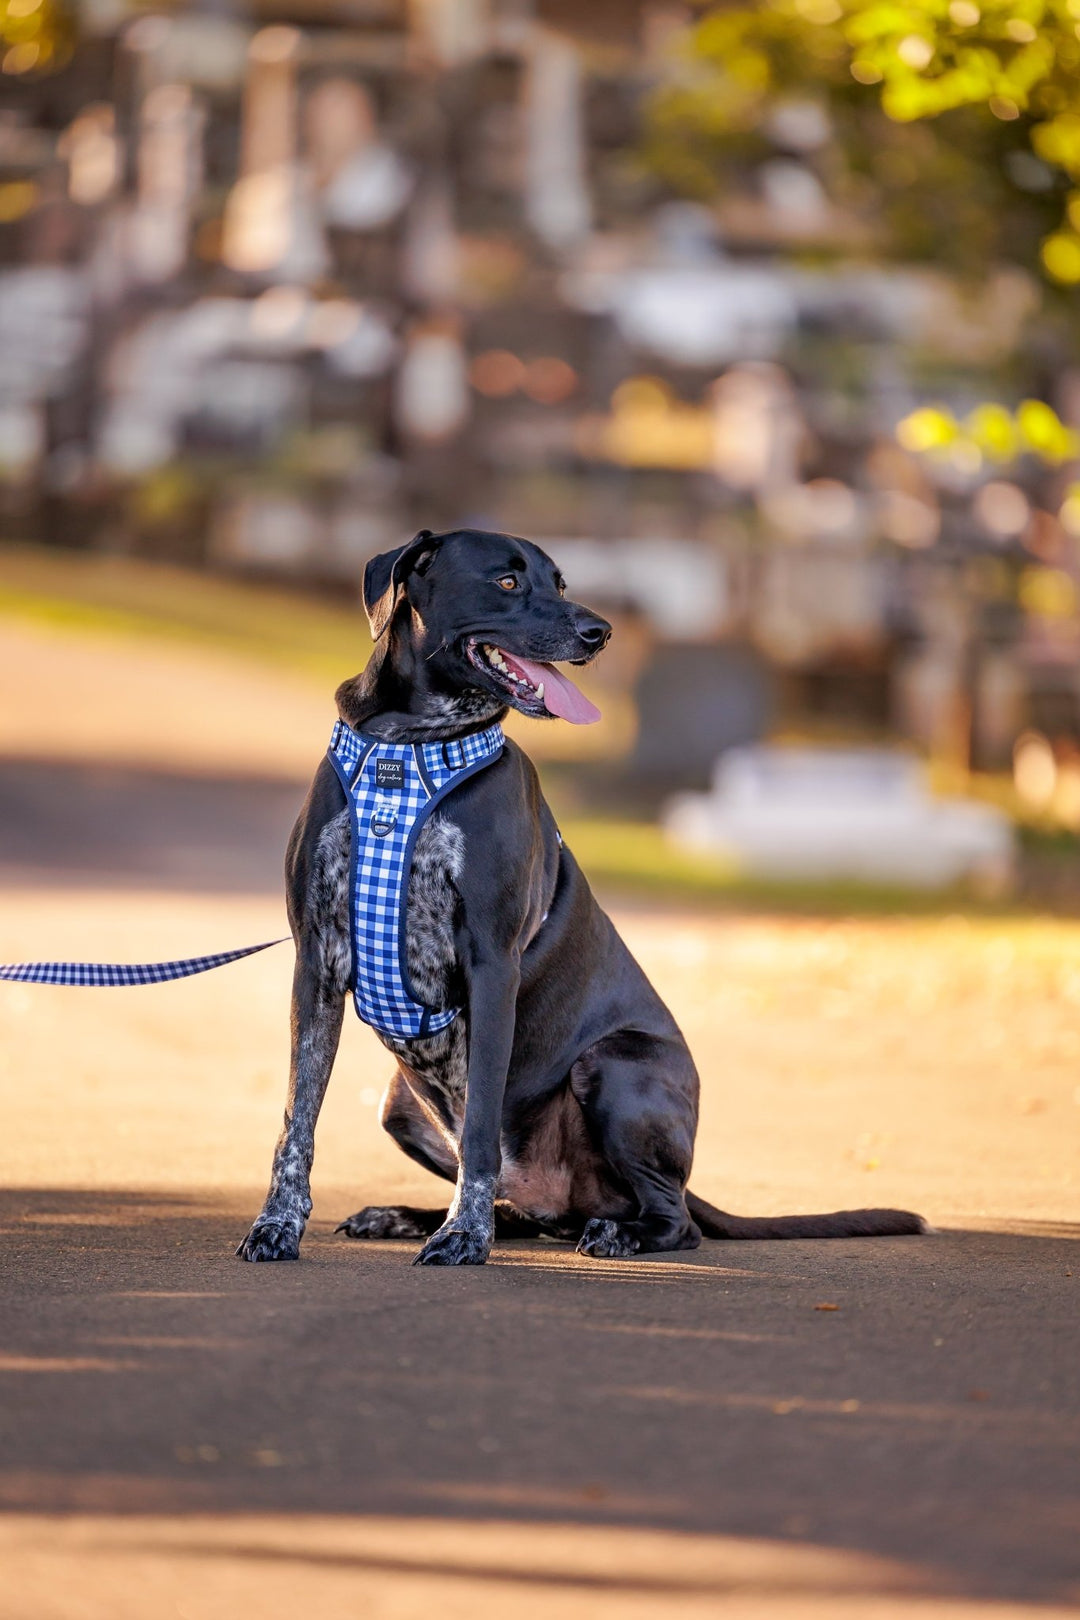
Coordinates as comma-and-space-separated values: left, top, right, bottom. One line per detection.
374, 758, 405, 788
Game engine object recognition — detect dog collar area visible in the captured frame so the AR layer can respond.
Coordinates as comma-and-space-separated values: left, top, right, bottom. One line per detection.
327, 720, 504, 1039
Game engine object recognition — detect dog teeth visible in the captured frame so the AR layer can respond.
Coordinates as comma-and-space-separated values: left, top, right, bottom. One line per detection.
479, 643, 542, 700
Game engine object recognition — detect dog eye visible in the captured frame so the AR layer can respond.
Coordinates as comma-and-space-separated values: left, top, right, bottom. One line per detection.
496, 575, 518, 591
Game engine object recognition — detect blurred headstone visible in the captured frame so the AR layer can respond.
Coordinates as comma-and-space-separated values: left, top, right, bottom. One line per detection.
307, 78, 413, 231
401, 180, 459, 306
395, 321, 469, 443
665, 745, 1015, 892
130, 83, 204, 284
631, 642, 774, 789
523, 29, 590, 251
222, 27, 328, 281
711, 363, 801, 492
408, 0, 492, 66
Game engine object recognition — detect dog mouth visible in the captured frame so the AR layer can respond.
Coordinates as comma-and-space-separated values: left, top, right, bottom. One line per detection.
466, 641, 601, 725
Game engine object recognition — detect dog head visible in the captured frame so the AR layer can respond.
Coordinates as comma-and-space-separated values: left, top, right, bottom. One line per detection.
362, 528, 611, 725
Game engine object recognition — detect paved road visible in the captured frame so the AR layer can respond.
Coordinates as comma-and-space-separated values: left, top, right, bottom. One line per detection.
0, 757, 303, 893
1, 1188, 1077, 1619
1, 620, 1078, 1619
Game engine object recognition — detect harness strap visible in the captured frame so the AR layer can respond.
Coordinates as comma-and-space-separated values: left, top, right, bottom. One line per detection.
0, 939, 287, 987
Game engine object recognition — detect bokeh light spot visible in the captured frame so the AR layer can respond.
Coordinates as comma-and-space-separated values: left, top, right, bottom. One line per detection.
897, 35, 934, 69
522, 358, 578, 405
1019, 566, 1079, 619
896, 406, 956, 454
1014, 731, 1057, 809
973, 481, 1030, 538
469, 350, 525, 397
0, 181, 37, 221
1041, 232, 1080, 283
2, 40, 40, 73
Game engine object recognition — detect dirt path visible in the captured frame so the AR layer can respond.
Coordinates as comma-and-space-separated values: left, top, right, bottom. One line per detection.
1, 613, 1078, 1618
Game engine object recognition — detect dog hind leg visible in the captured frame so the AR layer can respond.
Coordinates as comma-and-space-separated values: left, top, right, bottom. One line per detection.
338, 1204, 447, 1239
338, 1202, 546, 1240
337, 1071, 456, 1241
571, 1030, 702, 1260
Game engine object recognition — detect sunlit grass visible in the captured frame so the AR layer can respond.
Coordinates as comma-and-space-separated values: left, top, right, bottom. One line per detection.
0, 543, 371, 684
557, 814, 1026, 915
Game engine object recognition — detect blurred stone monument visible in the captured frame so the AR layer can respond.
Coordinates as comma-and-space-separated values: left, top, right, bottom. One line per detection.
631, 641, 774, 791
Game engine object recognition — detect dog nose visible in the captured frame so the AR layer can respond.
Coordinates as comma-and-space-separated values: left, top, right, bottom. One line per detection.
575, 613, 611, 652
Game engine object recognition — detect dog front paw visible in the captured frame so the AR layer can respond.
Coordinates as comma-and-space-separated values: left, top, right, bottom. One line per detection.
236, 1216, 302, 1262
576, 1218, 640, 1259
413, 1224, 491, 1266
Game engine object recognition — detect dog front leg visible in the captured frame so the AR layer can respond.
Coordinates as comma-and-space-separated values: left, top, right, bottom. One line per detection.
413, 952, 519, 1266
237, 951, 345, 1262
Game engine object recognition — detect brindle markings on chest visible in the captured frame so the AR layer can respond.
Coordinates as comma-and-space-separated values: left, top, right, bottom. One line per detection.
310, 808, 352, 997
310, 805, 469, 1115
343, 689, 502, 740
384, 814, 469, 1120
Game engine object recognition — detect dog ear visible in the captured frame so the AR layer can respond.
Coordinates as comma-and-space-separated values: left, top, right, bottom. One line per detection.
363, 529, 441, 638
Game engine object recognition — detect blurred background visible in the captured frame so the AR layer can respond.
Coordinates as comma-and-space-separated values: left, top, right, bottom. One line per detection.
5, 0, 1080, 899
2, 11, 1080, 1614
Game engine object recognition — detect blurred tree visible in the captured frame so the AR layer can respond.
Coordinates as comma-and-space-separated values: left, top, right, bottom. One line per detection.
645, 0, 1080, 287
0, 0, 75, 78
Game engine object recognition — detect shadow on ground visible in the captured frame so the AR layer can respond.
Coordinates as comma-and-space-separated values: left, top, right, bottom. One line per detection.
0, 759, 303, 892
1, 1187, 1077, 1609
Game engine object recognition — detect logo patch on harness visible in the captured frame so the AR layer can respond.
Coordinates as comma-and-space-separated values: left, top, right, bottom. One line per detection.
375, 758, 405, 788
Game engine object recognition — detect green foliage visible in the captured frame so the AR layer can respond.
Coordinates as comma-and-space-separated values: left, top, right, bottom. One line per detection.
0, 0, 74, 76
897, 396, 1079, 459
647, 0, 1080, 285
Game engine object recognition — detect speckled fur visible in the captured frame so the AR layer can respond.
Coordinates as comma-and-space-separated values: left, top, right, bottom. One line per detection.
309, 809, 352, 996
338, 685, 502, 740
235, 810, 353, 1260
400, 815, 464, 1008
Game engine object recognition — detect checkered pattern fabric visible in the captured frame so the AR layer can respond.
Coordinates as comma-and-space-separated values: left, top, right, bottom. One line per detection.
0, 939, 287, 987
327, 718, 504, 1039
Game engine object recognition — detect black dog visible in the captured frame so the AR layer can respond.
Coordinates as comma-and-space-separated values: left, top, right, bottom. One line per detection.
238, 528, 923, 1265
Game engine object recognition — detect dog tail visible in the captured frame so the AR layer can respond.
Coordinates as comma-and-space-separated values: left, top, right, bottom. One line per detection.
685, 1190, 926, 1240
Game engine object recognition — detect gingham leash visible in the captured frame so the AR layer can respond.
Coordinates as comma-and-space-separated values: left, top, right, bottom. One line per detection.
0, 938, 288, 987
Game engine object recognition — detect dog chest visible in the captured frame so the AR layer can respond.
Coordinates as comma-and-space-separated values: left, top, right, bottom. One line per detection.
325, 720, 502, 1039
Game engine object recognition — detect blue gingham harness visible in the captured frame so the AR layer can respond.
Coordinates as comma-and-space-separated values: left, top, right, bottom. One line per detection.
326, 718, 504, 1039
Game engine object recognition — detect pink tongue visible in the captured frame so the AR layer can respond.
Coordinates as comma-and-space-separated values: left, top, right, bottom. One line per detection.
501, 651, 601, 725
